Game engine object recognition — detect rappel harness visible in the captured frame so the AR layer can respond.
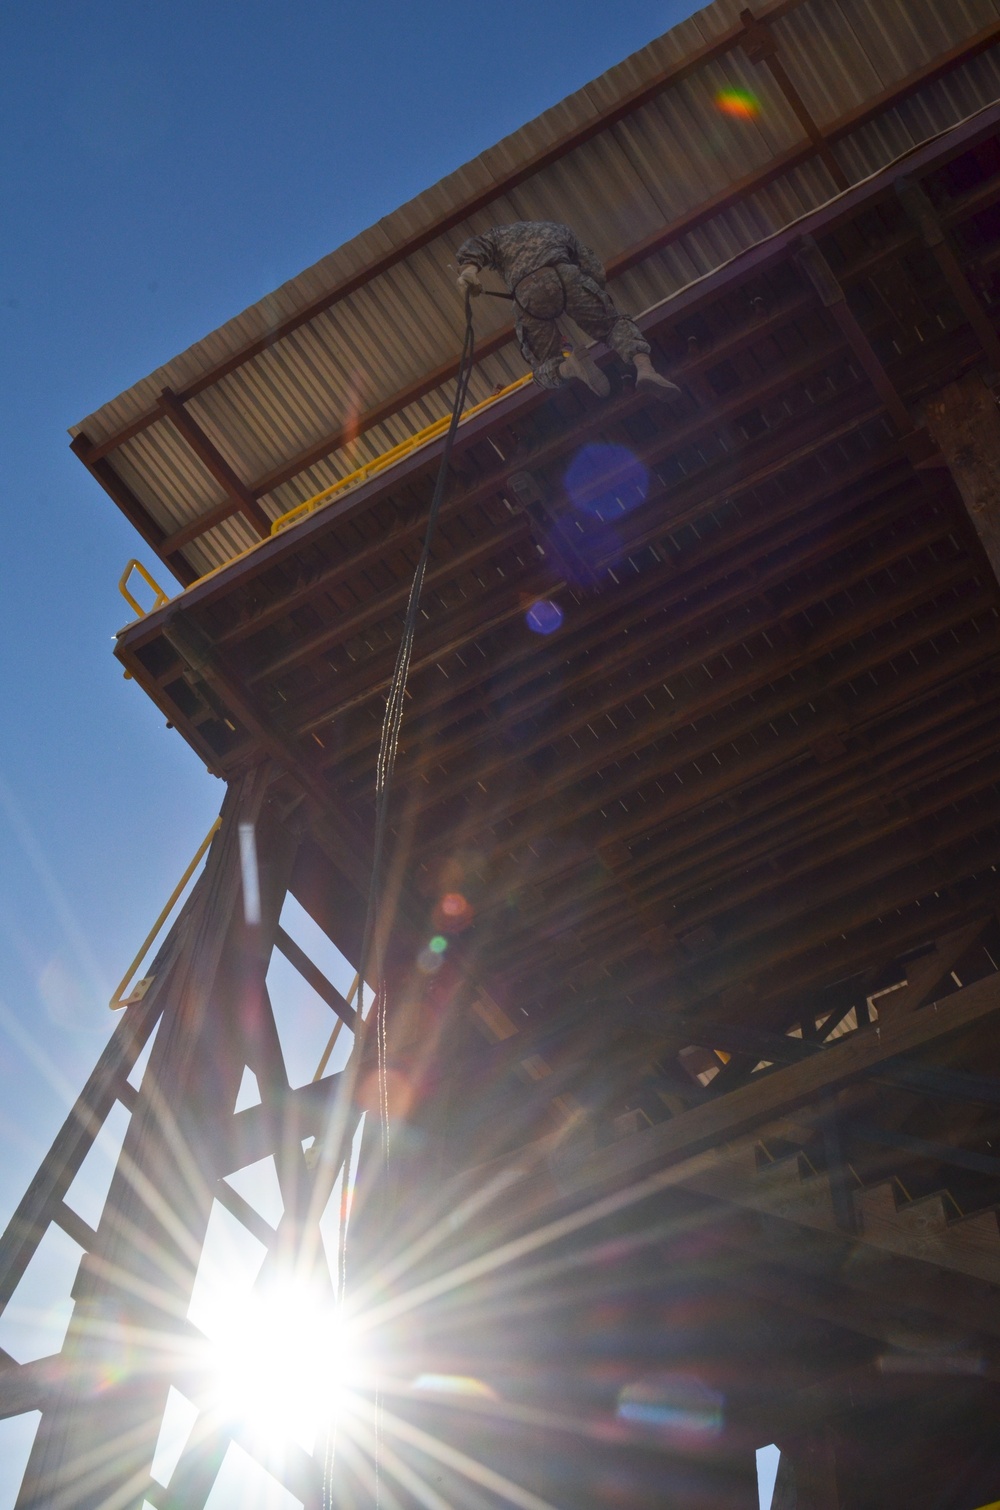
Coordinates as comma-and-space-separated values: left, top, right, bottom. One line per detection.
479, 262, 575, 321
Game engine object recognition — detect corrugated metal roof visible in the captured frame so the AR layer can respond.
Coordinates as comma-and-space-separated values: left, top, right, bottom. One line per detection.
73, 0, 1000, 581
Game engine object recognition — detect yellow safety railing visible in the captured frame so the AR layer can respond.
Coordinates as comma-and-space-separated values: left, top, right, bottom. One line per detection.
268, 372, 534, 537
119, 559, 171, 619
109, 817, 222, 1009
117, 370, 534, 612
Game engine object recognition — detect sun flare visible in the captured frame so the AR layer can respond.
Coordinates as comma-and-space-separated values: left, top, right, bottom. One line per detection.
204, 1282, 358, 1443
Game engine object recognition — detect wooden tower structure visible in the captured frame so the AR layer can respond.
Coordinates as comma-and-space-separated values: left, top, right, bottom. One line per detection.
6, 1, 1000, 1505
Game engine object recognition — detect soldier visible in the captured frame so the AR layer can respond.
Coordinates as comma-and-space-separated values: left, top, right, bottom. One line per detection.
455, 220, 679, 399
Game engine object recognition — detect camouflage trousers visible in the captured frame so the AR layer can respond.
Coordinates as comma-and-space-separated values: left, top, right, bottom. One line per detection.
513, 262, 649, 389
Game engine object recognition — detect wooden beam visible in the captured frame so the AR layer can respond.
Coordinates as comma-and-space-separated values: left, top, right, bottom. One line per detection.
740, 7, 850, 191
274, 925, 358, 1030
432, 573, 991, 870
324, 451, 914, 769
69, 433, 196, 588
510, 968, 1000, 1203
925, 371, 1000, 586
0, 1354, 61, 1421
797, 236, 913, 434
159, 388, 271, 538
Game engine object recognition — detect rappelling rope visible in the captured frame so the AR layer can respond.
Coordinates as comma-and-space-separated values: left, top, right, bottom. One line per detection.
360, 286, 477, 1168
322, 289, 479, 1510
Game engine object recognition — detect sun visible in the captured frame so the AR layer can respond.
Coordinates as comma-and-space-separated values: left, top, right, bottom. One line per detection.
204, 1279, 359, 1444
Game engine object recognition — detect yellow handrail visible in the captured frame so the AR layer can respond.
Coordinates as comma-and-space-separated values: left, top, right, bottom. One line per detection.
117, 369, 535, 610
109, 817, 222, 1010
268, 372, 534, 537
312, 971, 361, 1082
119, 559, 171, 619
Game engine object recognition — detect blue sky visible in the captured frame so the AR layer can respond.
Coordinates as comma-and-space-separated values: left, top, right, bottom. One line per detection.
2, 0, 720, 1497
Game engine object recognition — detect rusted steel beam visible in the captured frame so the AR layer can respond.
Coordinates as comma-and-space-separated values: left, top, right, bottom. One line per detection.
159, 387, 271, 538
740, 7, 850, 191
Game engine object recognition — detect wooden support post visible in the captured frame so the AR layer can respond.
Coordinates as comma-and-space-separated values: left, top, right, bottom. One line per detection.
925, 371, 1000, 587
821, 1091, 859, 1235
14, 769, 300, 1510
896, 175, 1000, 377
777, 1427, 841, 1510
796, 236, 912, 434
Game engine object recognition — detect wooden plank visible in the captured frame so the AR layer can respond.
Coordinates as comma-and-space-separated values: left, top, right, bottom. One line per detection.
552, 970, 1000, 1200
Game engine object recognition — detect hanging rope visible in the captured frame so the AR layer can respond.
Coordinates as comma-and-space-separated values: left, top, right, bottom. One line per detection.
322, 289, 479, 1510
355, 287, 477, 1164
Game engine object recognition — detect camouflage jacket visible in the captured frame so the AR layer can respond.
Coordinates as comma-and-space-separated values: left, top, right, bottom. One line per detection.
456, 221, 606, 291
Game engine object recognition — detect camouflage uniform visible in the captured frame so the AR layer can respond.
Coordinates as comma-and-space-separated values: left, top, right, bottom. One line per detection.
456, 221, 650, 389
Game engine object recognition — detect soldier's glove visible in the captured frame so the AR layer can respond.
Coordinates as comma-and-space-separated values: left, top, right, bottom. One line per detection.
456, 264, 482, 298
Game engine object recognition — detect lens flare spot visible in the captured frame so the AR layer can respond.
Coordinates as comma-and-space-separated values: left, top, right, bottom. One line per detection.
435, 890, 473, 933
617, 1374, 723, 1436
417, 945, 444, 974
428, 935, 448, 954
565, 443, 649, 520
413, 1373, 498, 1399
526, 599, 563, 634
715, 86, 761, 118
357, 1066, 414, 1119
